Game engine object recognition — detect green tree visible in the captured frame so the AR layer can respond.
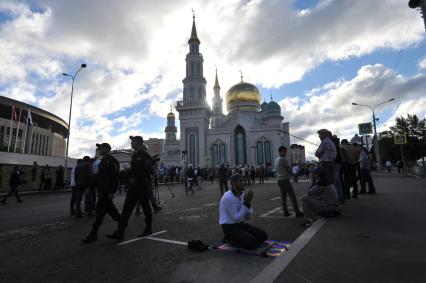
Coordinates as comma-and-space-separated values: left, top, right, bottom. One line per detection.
390, 114, 426, 139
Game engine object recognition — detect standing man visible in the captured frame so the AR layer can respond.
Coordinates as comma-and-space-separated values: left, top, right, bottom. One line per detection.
1, 166, 23, 204
218, 164, 228, 196
275, 146, 304, 217
315, 129, 337, 185
340, 139, 360, 199
292, 164, 299, 183
31, 161, 38, 182
74, 156, 92, 218
54, 165, 65, 191
186, 165, 195, 195
107, 136, 154, 240
385, 160, 392, 174
82, 143, 121, 243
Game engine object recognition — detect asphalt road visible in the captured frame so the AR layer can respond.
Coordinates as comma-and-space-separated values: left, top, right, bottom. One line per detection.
0, 178, 310, 283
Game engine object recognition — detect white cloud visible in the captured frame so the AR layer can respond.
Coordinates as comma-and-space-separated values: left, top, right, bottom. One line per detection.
419, 57, 426, 69
280, 64, 426, 160
0, 0, 425, 157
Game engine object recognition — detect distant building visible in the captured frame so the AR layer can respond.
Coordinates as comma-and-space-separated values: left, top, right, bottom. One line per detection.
0, 96, 68, 157
290, 144, 306, 164
146, 138, 164, 158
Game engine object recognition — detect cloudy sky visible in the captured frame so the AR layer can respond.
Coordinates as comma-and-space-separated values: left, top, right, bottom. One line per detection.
1, 0, 425, 159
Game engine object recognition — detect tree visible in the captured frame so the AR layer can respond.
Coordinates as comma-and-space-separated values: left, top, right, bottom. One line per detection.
390, 114, 426, 139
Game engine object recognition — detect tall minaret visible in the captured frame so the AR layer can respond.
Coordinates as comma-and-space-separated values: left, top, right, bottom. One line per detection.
176, 12, 211, 167
211, 69, 224, 128
165, 109, 177, 142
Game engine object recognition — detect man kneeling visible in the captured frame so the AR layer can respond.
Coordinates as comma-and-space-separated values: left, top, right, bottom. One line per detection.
219, 174, 268, 249
302, 167, 340, 227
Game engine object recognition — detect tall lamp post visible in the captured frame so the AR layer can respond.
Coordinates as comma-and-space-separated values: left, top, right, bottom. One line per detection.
62, 63, 87, 185
352, 98, 395, 172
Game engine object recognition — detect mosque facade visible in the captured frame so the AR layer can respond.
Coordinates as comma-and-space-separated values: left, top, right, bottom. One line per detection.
161, 16, 290, 168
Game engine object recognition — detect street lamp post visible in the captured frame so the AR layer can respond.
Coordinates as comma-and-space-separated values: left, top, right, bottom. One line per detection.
62, 63, 87, 186
352, 98, 395, 173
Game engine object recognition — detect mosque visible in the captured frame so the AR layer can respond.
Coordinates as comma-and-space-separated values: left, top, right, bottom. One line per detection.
161, 15, 290, 167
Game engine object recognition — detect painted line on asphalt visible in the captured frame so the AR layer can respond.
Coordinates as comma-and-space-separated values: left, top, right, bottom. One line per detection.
117, 230, 167, 246
202, 202, 217, 207
144, 236, 187, 246
270, 197, 281, 201
259, 207, 282, 217
250, 218, 327, 283
181, 207, 202, 212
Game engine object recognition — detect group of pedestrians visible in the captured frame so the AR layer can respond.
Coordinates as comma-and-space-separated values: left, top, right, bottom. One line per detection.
81, 136, 158, 243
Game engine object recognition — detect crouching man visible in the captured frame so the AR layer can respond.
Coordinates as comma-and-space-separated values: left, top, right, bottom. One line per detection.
302, 167, 340, 227
219, 173, 267, 249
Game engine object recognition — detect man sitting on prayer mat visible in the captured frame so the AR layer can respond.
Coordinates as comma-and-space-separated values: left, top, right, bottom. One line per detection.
219, 173, 268, 249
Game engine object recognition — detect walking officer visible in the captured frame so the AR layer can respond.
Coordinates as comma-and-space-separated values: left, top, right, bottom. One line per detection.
107, 136, 154, 240
82, 143, 121, 243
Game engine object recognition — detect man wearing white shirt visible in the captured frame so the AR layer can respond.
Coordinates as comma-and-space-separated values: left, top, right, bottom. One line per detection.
219, 174, 267, 249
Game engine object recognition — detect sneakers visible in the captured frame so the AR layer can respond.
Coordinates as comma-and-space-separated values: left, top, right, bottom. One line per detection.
153, 206, 163, 212
137, 227, 152, 238
106, 230, 124, 241
188, 240, 209, 252
81, 233, 97, 243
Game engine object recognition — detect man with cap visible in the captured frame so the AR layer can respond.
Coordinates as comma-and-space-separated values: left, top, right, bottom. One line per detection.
82, 143, 121, 243
107, 136, 154, 240
315, 129, 337, 185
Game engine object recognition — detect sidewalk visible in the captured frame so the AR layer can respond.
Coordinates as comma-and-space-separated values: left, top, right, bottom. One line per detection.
273, 176, 426, 283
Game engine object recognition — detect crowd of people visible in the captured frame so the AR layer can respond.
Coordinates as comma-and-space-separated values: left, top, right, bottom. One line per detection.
0, 128, 380, 251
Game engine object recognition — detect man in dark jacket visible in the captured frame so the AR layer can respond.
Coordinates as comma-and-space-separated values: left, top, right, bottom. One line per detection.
2, 166, 23, 204
82, 143, 121, 243
107, 136, 154, 240
74, 156, 92, 218
218, 164, 228, 195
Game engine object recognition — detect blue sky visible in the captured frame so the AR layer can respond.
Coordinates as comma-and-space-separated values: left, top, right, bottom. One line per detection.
0, 0, 425, 158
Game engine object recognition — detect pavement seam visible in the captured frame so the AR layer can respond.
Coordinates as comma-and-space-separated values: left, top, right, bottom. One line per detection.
249, 218, 327, 283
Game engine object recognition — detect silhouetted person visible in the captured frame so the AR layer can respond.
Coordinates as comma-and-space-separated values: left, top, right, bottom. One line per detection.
2, 166, 23, 204
82, 143, 121, 243
31, 161, 38, 182
54, 165, 64, 191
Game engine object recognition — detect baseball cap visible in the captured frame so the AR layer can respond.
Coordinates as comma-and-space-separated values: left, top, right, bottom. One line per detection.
129, 136, 144, 143
317, 129, 331, 134
95, 143, 111, 150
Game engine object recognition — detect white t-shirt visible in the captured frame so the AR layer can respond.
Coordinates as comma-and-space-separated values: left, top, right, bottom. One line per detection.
386, 161, 392, 167
219, 190, 253, 225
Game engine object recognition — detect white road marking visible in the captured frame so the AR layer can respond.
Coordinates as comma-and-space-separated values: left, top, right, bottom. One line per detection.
202, 202, 217, 207
259, 206, 303, 218
259, 207, 282, 217
118, 230, 167, 246
181, 207, 202, 212
270, 197, 281, 201
144, 237, 187, 246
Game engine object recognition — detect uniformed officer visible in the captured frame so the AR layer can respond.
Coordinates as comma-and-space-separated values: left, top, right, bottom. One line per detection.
107, 136, 154, 240
82, 143, 121, 243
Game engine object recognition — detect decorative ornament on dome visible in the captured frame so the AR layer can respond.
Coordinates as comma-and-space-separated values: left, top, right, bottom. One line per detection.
167, 104, 175, 119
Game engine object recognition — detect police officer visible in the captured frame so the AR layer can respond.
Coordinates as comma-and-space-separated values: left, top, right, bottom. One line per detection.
107, 136, 154, 240
82, 143, 121, 243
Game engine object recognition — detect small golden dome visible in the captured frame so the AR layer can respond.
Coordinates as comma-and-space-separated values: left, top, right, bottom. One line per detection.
225, 82, 261, 108
167, 112, 175, 119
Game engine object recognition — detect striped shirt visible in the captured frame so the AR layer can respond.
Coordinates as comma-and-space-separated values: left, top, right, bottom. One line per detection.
315, 137, 337, 162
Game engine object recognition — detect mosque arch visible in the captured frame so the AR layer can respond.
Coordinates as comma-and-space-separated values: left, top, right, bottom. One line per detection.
234, 125, 247, 165
189, 132, 197, 166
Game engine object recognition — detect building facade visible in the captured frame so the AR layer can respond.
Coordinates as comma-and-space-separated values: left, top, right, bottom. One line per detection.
290, 144, 306, 164
0, 96, 68, 157
163, 16, 291, 167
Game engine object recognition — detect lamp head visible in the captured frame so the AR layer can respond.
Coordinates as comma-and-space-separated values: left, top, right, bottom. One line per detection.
352, 102, 358, 105
62, 73, 69, 76
389, 98, 395, 101
81, 64, 87, 68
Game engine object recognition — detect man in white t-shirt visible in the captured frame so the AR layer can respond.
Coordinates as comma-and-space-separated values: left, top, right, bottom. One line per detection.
219, 174, 267, 249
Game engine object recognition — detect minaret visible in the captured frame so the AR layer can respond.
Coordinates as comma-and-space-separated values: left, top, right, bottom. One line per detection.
175, 12, 211, 167
165, 108, 177, 142
211, 69, 224, 128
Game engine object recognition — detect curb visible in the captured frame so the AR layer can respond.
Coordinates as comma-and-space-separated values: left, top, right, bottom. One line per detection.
250, 218, 327, 283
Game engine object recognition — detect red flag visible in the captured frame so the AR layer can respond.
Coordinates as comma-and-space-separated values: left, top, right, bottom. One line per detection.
12, 106, 18, 121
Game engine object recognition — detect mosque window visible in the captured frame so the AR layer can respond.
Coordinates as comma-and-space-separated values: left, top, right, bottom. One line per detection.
234, 126, 247, 165
211, 141, 226, 166
191, 62, 195, 77
256, 138, 272, 165
189, 133, 196, 166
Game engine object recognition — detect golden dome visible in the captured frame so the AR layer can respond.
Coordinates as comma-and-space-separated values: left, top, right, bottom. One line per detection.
225, 82, 261, 107
167, 112, 175, 119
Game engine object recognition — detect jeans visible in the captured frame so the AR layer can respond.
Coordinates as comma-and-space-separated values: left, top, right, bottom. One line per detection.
219, 179, 228, 195
277, 179, 301, 214
222, 222, 268, 249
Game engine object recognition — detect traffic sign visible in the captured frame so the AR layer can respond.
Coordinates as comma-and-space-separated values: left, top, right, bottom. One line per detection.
358, 122, 373, 135
394, 134, 407, 145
